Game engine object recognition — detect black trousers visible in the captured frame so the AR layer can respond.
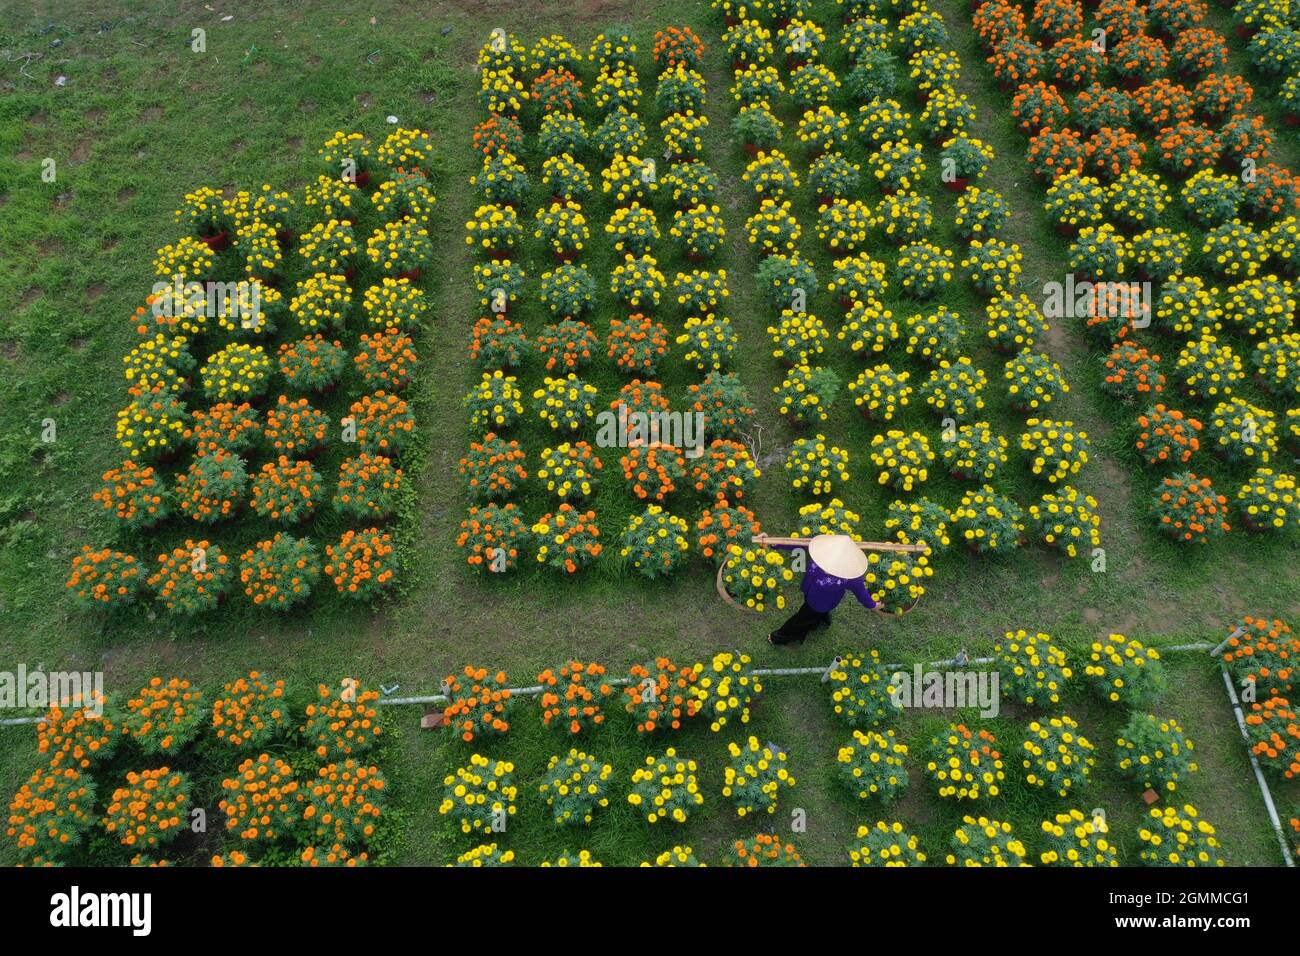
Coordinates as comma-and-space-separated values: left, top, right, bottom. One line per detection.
771, 600, 831, 644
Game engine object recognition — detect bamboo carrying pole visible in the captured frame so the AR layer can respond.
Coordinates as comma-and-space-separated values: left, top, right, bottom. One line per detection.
751, 535, 929, 552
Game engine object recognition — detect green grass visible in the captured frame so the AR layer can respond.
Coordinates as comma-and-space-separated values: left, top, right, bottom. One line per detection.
0, 0, 1295, 867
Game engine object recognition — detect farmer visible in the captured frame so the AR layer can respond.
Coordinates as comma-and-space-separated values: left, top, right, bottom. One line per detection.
755, 532, 883, 646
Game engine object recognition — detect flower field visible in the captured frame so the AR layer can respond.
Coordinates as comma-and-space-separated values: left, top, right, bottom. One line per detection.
2, 0, 1300, 871
969, 0, 1300, 548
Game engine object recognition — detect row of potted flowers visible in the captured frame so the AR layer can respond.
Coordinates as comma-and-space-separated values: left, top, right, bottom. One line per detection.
972, 0, 1300, 542
8, 676, 386, 867
78, 131, 438, 615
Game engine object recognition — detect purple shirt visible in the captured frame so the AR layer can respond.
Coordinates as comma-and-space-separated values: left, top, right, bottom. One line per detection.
772, 544, 879, 613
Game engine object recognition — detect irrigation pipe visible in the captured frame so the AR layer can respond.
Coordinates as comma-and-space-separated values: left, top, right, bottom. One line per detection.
0, 645, 1218, 722
1215, 663, 1295, 868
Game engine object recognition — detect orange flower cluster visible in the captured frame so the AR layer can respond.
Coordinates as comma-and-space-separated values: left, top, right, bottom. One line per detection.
1132, 79, 1193, 129
264, 395, 329, 455
324, 527, 396, 598
1155, 121, 1219, 172
607, 314, 670, 374
1011, 81, 1068, 134
652, 26, 704, 70
1153, 472, 1230, 543
458, 432, 528, 500
6, 766, 96, 858
1027, 126, 1084, 179
277, 334, 347, 392
1222, 616, 1297, 698
349, 390, 415, 454
303, 760, 386, 844
212, 671, 289, 748
147, 538, 231, 615
1085, 127, 1145, 179
219, 754, 301, 841
620, 443, 686, 501
690, 438, 758, 499
354, 331, 418, 389
728, 833, 805, 867
471, 114, 523, 158
66, 546, 142, 608
469, 315, 528, 367
334, 452, 404, 518
210, 850, 255, 867
1102, 343, 1165, 401
695, 498, 760, 563
37, 696, 115, 770
457, 502, 527, 570
250, 456, 322, 523
92, 460, 167, 529
1192, 72, 1252, 119
174, 449, 246, 522
624, 657, 701, 733
184, 402, 260, 457
302, 682, 383, 759
1136, 404, 1201, 464
238, 533, 320, 609
538, 660, 614, 734
122, 676, 205, 754
1244, 698, 1300, 779
613, 378, 671, 422
102, 767, 191, 848
537, 319, 598, 372
300, 844, 368, 866
442, 666, 512, 742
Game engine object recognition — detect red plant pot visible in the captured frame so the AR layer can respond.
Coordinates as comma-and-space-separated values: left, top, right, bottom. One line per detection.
275, 228, 295, 248
1235, 25, 1258, 40
346, 170, 372, 188
742, 142, 760, 158
1284, 113, 1300, 128
344, 266, 357, 283
398, 268, 422, 281
942, 177, 970, 193
686, 251, 707, 264
815, 194, 832, 208
1054, 222, 1079, 238
199, 230, 230, 252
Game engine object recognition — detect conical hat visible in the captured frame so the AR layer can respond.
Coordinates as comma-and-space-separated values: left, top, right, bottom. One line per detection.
808, 534, 868, 579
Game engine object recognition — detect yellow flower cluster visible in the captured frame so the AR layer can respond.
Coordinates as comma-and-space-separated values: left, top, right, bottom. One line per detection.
289, 272, 350, 331
848, 364, 912, 420
437, 753, 517, 835
627, 747, 703, 823
693, 652, 762, 732
785, 434, 850, 494
767, 309, 828, 363
869, 429, 934, 491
